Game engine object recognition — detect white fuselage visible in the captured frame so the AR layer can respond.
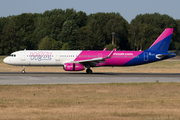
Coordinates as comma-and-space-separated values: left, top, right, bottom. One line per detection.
3, 50, 82, 66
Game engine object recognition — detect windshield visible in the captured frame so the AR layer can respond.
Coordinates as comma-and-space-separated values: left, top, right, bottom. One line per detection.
9, 54, 16, 57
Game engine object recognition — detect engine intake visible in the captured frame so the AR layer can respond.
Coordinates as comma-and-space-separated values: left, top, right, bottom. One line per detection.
63, 63, 84, 71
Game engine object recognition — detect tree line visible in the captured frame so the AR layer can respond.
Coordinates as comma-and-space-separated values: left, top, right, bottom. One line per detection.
0, 8, 180, 55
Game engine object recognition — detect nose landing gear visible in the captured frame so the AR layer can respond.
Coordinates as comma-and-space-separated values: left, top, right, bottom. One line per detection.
21, 66, 25, 74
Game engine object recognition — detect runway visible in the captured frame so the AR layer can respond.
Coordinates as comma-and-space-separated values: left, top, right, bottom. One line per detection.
0, 72, 180, 85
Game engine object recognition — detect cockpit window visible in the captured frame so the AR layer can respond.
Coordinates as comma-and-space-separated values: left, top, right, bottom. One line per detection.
9, 54, 16, 57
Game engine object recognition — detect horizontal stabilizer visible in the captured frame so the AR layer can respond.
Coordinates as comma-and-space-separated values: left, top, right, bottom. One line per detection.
156, 53, 176, 59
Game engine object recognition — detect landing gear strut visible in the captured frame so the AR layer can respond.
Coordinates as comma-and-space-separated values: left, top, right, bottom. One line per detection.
86, 68, 93, 74
21, 66, 25, 74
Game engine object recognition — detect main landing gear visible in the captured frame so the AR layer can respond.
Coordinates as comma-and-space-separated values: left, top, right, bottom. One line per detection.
86, 68, 93, 74
21, 66, 25, 74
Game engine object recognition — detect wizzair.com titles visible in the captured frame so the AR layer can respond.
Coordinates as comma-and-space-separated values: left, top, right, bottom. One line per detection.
113, 53, 133, 56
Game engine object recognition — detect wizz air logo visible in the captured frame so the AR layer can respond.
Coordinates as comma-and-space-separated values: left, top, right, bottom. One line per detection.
30, 52, 52, 61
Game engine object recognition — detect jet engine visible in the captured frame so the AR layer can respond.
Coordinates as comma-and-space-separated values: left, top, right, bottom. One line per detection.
63, 63, 84, 71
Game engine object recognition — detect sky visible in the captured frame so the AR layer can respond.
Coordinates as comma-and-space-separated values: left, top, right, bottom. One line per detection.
0, 0, 180, 23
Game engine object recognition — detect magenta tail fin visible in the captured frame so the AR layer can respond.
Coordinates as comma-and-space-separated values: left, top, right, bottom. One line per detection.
148, 28, 173, 53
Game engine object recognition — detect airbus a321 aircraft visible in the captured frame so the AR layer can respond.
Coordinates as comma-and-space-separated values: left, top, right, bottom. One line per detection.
3, 28, 176, 74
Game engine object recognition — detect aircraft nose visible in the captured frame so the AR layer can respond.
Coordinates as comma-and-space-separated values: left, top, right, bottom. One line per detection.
3, 57, 9, 64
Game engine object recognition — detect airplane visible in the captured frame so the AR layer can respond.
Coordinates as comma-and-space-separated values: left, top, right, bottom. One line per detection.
3, 28, 176, 74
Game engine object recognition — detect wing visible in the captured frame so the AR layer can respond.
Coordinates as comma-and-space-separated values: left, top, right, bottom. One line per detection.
71, 48, 116, 67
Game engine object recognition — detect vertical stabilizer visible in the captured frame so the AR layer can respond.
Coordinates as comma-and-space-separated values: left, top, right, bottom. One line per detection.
148, 28, 173, 53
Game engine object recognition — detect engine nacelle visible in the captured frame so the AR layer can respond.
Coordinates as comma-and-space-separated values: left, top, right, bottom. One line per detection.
63, 63, 85, 71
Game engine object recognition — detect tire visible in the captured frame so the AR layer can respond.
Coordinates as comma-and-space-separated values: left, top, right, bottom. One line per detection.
21, 70, 25, 74
86, 69, 93, 74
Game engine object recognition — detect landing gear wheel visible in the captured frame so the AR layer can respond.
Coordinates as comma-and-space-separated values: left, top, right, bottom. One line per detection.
86, 69, 93, 74
21, 70, 25, 74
